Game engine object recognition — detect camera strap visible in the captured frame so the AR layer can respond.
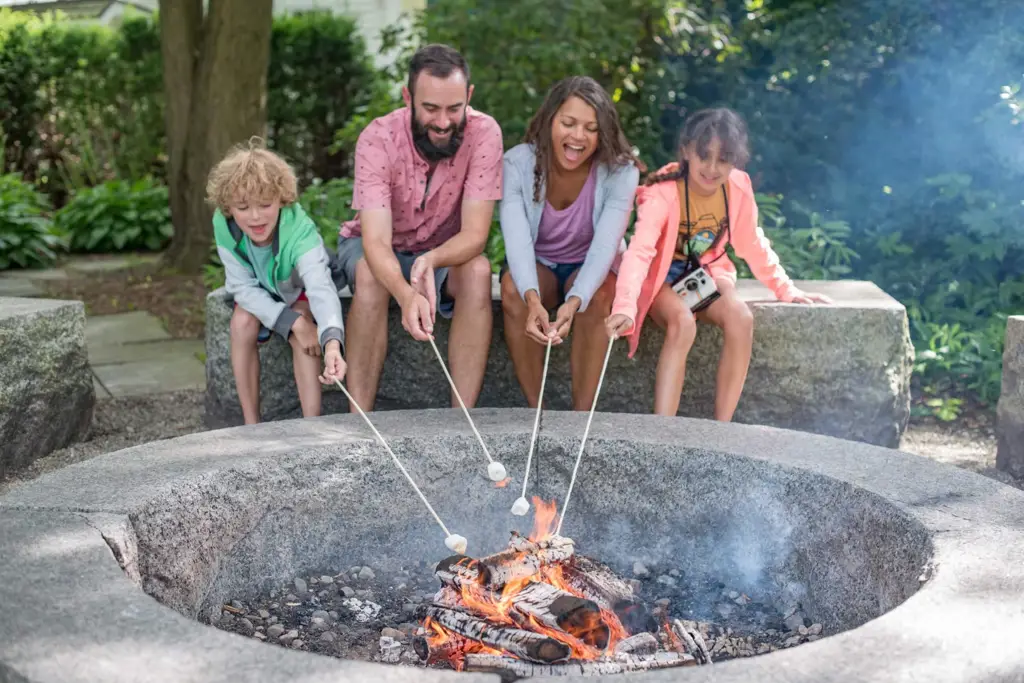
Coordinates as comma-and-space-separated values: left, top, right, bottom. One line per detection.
682, 175, 730, 272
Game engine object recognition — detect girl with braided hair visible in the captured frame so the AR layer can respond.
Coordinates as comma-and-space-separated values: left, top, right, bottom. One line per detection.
499, 76, 643, 409
606, 108, 832, 419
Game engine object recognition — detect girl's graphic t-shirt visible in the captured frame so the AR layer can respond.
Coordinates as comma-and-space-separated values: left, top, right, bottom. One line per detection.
674, 180, 729, 261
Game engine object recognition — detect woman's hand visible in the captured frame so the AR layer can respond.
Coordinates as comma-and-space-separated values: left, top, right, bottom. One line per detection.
552, 297, 581, 343
524, 293, 554, 344
605, 313, 633, 339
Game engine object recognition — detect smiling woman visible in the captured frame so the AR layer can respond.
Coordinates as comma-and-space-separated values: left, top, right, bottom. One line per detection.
498, 76, 643, 412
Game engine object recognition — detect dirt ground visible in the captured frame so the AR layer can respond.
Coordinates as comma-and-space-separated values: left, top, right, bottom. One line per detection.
44, 264, 207, 339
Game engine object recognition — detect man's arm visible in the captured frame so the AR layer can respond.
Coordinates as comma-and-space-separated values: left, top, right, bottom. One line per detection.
424, 116, 504, 269
360, 208, 417, 304
425, 198, 495, 268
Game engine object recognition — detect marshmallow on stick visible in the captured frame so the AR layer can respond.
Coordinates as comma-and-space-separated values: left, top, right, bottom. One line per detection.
428, 336, 507, 483
334, 379, 467, 556
512, 337, 553, 516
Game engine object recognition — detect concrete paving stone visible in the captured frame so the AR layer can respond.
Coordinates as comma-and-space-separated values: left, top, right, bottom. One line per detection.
86, 311, 171, 347
88, 338, 204, 367
91, 355, 205, 397
65, 253, 161, 274
0, 277, 43, 297
0, 267, 69, 281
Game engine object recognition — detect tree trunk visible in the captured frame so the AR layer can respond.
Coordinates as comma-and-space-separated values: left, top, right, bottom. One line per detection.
160, 0, 274, 273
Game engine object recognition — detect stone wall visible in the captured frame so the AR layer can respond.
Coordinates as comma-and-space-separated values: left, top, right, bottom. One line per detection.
997, 316, 1024, 477
205, 278, 913, 446
0, 297, 94, 477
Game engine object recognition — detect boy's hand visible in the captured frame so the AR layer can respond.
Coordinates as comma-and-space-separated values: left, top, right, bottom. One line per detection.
291, 316, 321, 357
605, 313, 633, 339
319, 340, 347, 385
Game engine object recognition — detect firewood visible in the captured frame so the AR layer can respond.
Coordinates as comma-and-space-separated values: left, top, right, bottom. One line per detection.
423, 606, 571, 664
507, 581, 609, 649
412, 628, 472, 664
673, 619, 713, 664
481, 533, 575, 587
463, 651, 696, 676
561, 554, 657, 634
613, 632, 659, 655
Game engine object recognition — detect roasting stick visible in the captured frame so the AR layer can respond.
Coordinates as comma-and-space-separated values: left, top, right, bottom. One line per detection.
554, 335, 615, 536
511, 336, 553, 516
428, 336, 507, 482
334, 379, 467, 555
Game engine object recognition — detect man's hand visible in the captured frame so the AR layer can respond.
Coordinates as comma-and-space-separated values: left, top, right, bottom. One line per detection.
291, 316, 321, 356
409, 252, 437, 325
605, 313, 633, 339
552, 297, 580, 343
319, 340, 347, 385
400, 289, 434, 341
790, 290, 834, 305
524, 293, 553, 345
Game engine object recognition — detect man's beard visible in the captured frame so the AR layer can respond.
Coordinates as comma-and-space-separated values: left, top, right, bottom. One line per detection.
411, 106, 467, 163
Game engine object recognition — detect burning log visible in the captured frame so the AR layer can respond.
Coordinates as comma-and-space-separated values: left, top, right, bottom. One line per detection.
481, 533, 575, 588
463, 651, 696, 677
563, 555, 657, 635
435, 535, 575, 591
507, 581, 609, 649
613, 632, 659, 655
423, 606, 572, 664
412, 628, 473, 664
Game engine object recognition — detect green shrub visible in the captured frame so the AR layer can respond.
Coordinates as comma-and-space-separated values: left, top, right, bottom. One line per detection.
268, 12, 377, 184
56, 178, 172, 252
0, 173, 63, 269
0, 10, 378, 201
298, 177, 355, 251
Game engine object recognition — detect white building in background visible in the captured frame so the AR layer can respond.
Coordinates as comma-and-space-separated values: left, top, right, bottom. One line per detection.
0, 0, 426, 63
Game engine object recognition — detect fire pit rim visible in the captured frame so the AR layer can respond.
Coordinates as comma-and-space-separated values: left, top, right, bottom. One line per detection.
1, 409, 1023, 683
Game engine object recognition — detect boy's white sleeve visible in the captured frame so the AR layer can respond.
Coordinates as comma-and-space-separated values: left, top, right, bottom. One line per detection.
219, 245, 295, 337
294, 242, 345, 352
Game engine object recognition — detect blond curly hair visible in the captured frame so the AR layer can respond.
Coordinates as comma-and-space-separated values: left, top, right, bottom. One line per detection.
206, 137, 298, 213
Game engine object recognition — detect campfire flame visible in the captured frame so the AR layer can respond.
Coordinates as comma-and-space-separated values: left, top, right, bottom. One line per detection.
426, 498, 631, 667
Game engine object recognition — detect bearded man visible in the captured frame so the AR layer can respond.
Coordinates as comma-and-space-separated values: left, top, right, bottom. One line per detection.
334, 43, 503, 411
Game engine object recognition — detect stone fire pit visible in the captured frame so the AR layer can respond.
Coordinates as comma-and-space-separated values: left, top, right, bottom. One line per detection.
1, 411, 1023, 682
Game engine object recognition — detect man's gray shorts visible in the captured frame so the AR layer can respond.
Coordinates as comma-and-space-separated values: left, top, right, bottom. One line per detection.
332, 236, 455, 319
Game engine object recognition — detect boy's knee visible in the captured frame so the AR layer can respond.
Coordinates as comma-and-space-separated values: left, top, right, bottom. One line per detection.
452, 255, 493, 303
230, 306, 261, 339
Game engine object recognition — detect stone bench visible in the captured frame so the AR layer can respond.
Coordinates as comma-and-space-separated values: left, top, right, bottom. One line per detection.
205, 278, 913, 447
0, 297, 95, 478
997, 316, 1023, 477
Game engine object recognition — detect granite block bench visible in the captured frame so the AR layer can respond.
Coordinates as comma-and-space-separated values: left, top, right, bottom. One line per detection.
204, 277, 913, 447
0, 297, 95, 478
997, 316, 1023, 477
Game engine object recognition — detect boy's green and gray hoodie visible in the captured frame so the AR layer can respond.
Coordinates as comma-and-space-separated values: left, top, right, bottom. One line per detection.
214, 203, 344, 350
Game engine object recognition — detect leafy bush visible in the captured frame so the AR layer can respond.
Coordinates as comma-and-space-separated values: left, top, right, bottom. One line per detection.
298, 177, 356, 251
268, 12, 377, 185
375, 0, 675, 160
0, 173, 63, 269
0, 10, 378, 202
56, 178, 172, 252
